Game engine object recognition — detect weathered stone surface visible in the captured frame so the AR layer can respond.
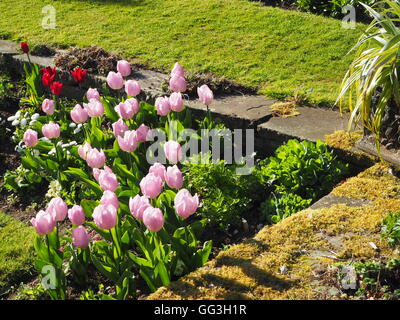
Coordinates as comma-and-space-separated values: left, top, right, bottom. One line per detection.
356, 137, 400, 167
0, 40, 19, 55
311, 194, 370, 210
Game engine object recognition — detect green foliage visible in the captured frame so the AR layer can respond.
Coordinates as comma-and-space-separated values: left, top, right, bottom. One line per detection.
260, 192, 312, 223
183, 154, 263, 230
381, 211, 400, 247
259, 139, 348, 223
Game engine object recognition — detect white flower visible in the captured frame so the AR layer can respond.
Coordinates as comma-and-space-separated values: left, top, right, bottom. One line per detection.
29, 120, 37, 126
7, 115, 17, 121
31, 113, 40, 120
20, 118, 27, 127
69, 123, 77, 128
11, 119, 20, 126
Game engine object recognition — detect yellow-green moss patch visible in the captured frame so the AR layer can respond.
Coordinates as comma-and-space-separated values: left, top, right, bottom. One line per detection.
325, 130, 363, 150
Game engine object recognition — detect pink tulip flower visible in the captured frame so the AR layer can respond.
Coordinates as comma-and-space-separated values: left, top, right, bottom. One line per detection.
78, 142, 92, 160
92, 204, 118, 230
115, 100, 138, 120
98, 170, 119, 192
47, 197, 68, 222
197, 84, 214, 105
149, 162, 166, 182
86, 148, 106, 168
106, 71, 124, 90
42, 122, 60, 139
93, 165, 113, 182
143, 207, 164, 232
86, 88, 100, 101
72, 226, 90, 249
169, 92, 184, 112
23, 129, 38, 147
165, 165, 183, 189
118, 130, 138, 153
100, 190, 119, 209
139, 173, 163, 199
112, 118, 129, 138
41, 99, 55, 115
117, 60, 131, 77
125, 80, 141, 97
68, 205, 85, 225
169, 75, 186, 93
129, 194, 151, 220
71, 104, 89, 124
171, 62, 185, 78
155, 96, 171, 116
163, 140, 182, 163
136, 124, 150, 142
174, 189, 199, 219
31, 210, 55, 235
84, 99, 104, 118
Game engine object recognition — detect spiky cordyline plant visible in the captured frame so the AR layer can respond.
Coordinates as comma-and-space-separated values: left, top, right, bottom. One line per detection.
337, 0, 400, 151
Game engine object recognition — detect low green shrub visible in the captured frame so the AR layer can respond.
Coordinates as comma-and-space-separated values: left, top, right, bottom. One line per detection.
381, 211, 400, 247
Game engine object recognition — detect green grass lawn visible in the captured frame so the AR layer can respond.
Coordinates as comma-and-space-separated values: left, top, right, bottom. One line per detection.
0, 0, 364, 104
0, 212, 35, 294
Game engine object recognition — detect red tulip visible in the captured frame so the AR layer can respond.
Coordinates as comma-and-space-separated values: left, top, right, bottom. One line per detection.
41, 67, 56, 87
50, 81, 63, 96
71, 68, 87, 84
20, 42, 29, 54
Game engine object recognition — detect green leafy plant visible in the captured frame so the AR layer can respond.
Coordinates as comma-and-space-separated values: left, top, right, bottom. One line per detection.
381, 211, 400, 247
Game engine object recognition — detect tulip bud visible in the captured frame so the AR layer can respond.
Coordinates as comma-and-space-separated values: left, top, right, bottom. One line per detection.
98, 170, 119, 192
78, 142, 92, 160
86, 88, 100, 101
169, 75, 186, 93
117, 60, 131, 77
41, 99, 55, 115
100, 190, 119, 209
171, 62, 185, 78
129, 194, 151, 220
143, 207, 164, 232
125, 80, 141, 97
71, 104, 89, 124
47, 197, 68, 222
155, 96, 171, 116
197, 84, 214, 105
86, 148, 106, 168
174, 189, 199, 219
149, 162, 166, 182
112, 118, 129, 138
163, 140, 183, 163
139, 173, 163, 199
92, 204, 118, 230
42, 122, 60, 139
169, 92, 184, 112
106, 71, 124, 90
23, 129, 38, 147
72, 226, 90, 249
165, 165, 183, 189
68, 205, 85, 225
31, 210, 55, 235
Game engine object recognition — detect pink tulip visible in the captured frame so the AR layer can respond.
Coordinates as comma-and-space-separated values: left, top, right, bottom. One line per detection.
23, 129, 38, 147
86, 88, 100, 101
47, 197, 68, 222
31, 210, 55, 235
41, 99, 55, 115
197, 84, 214, 105
93, 166, 113, 182
142, 207, 164, 232
136, 124, 150, 142
169, 75, 186, 93
174, 189, 199, 219
165, 165, 183, 189
84, 99, 104, 118
78, 142, 92, 160
129, 194, 151, 220
117, 60, 131, 77
171, 62, 185, 78
155, 96, 171, 116
98, 170, 119, 192
106, 71, 124, 90
72, 226, 90, 249
92, 204, 118, 230
112, 119, 129, 138
163, 140, 182, 163
169, 92, 184, 112
100, 190, 119, 209
115, 100, 138, 120
42, 122, 60, 139
139, 173, 163, 199
86, 148, 106, 168
68, 205, 85, 225
125, 80, 141, 97
71, 104, 89, 124
149, 162, 166, 182
118, 130, 138, 153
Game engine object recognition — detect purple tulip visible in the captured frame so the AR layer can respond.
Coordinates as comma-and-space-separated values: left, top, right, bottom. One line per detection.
129, 194, 151, 220
42, 122, 60, 139
31, 210, 55, 235
68, 205, 85, 225
143, 207, 164, 232
155, 96, 171, 116
169, 92, 184, 112
86, 88, 100, 101
71, 104, 89, 124
117, 130, 138, 153
23, 129, 38, 147
47, 197, 68, 222
165, 165, 183, 189
100, 190, 119, 209
117, 60, 131, 77
163, 140, 182, 163
112, 118, 129, 138
92, 204, 118, 230
174, 189, 199, 219
169, 75, 186, 93
197, 84, 214, 106
107, 71, 124, 90
98, 170, 119, 192
72, 226, 90, 249
86, 148, 106, 168
125, 80, 141, 97
41, 99, 55, 115
140, 173, 163, 199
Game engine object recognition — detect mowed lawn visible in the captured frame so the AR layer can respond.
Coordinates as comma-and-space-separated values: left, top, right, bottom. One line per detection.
0, 0, 364, 104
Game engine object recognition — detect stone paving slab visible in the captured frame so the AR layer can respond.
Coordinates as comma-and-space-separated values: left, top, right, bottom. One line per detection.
0, 40, 19, 55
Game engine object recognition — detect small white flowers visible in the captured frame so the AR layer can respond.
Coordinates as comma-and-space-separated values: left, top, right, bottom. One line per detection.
73, 123, 83, 134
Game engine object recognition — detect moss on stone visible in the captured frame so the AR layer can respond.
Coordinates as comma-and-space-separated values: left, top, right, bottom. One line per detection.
325, 130, 363, 150
148, 163, 400, 300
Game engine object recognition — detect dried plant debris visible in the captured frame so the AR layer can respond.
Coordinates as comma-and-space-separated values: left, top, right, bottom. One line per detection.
54, 46, 123, 75
30, 44, 56, 57
269, 101, 300, 118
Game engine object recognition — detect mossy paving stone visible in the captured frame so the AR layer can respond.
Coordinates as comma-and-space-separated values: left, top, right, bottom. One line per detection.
148, 163, 400, 300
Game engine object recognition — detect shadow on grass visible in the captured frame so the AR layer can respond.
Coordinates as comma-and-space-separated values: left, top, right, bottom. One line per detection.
66, 0, 147, 6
